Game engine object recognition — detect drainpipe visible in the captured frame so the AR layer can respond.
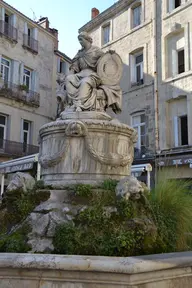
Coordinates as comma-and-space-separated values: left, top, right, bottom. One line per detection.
153, 0, 159, 152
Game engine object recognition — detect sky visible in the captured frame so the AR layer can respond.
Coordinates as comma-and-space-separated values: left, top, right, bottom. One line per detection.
6, 0, 117, 58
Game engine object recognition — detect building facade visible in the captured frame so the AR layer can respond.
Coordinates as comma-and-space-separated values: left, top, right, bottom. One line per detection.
0, 2, 59, 162
156, 0, 192, 182
79, 0, 156, 186
79, 0, 192, 184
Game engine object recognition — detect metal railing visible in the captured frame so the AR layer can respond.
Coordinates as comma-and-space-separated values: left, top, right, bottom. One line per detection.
0, 20, 17, 41
0, 139, 39, 157
23, 34, 38, 53
0, 81, 40, 107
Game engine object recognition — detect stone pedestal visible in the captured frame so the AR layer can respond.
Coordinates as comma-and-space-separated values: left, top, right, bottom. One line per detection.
39, 112, 137, 187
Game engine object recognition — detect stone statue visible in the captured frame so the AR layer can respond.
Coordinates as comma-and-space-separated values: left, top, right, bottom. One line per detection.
56, 32, 123, 116
39, 31, 137, 187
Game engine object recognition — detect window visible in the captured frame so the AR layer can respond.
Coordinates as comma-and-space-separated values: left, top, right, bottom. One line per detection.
132, 4, 141, 28
132, 114, 146, 150
102, 24, 110, 45
22, 120, 31, 152
180, 115, 188, 145
23, 68, 31, 90
168, 0, 181, 12
58, 59, 68, 74
178, 49, 185, 74
1, 57, 11, 83
175, 0, 181, 8
167, 31, 185, 78
174, 115, 188, 147
130, 51, 143, 85
0, 114, 7, 149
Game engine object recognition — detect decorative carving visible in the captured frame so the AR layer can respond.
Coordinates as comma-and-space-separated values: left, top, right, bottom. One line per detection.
56, 32, 122, 115
39, 139, 70, 169
39, 120, 135, 169
65, 121, 87, 137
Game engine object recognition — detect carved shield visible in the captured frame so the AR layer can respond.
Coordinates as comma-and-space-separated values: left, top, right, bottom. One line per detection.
97, 51, 123, 86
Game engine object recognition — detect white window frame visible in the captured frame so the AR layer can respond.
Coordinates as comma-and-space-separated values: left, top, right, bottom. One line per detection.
1, 57, 11, 82
174, 114, 188, 147
0, 114, 7, 149
168, 0, 182, 13
102, 23, 111, 45
131, 113, 146, 150
130, 50, 144, 85
0, 114, 7, 140
23, 67, 31, 90
22, 120, 31, 145
132, 3, 142, 28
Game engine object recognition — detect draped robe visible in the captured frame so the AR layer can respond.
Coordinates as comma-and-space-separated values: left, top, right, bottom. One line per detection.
65, 45, 122, 113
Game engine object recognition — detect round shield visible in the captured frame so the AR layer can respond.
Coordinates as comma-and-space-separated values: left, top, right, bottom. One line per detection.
97, 51, 123, 86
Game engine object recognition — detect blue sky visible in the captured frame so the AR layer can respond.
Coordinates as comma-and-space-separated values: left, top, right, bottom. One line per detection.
6, 0, 116, 58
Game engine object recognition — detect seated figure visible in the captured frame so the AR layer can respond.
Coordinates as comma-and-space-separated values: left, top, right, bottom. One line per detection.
57, 31, 122, 115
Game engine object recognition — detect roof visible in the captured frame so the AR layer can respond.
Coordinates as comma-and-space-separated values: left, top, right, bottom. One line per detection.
54, 49, 72, 63
79, 0, 132, 33
1, 0, 57, 39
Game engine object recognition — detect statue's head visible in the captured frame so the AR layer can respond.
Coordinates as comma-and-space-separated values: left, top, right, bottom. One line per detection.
78, 32, 93, 48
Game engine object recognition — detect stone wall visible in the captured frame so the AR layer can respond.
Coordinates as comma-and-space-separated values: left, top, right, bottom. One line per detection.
81, 0, 156, 152
0, 252, 192, 287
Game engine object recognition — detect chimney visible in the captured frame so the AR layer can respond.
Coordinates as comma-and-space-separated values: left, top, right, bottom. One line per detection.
38, 17, 49, 29
49, 28, 59, 50
91, 8, 99, 19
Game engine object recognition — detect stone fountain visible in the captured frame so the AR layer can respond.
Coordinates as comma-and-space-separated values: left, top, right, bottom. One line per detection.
39, 32, 137, 187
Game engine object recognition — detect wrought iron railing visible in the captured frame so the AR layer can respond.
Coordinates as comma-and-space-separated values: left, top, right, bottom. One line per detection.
0, 20, 17, 41
0, 139, 39, 157
0, 81, 40, 107
23, 34, 38, 53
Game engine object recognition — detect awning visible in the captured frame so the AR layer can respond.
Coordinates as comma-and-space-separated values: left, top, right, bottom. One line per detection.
0, 154, 38, 174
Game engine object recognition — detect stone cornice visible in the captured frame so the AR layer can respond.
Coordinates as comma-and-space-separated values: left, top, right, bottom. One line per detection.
79, 0, 134, 33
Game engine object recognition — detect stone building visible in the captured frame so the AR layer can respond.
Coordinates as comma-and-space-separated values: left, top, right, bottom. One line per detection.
0, 1, 70, 164
156, 0, 192, 183
79, 1, 156, 185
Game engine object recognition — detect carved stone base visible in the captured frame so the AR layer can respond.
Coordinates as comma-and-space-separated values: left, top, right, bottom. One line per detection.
39, 112, 137, 187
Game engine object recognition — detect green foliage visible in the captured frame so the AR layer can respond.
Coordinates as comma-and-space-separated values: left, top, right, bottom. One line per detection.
53, 181, 156, 256
148, 179, 192, 252
74, 184, 92, 197
100, 179, 118, 192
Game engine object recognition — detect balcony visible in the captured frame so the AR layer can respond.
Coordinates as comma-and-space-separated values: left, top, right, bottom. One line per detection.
23, 34, 38, 54
0, 81, 40, 107
0, 20, 17, 42
0, 139, 39, 157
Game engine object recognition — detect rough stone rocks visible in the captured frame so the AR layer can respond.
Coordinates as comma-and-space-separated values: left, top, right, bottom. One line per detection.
6, 172, 35, 193
115, 176, 144, 200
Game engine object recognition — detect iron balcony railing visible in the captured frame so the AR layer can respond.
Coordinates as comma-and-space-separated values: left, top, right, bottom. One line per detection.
23, 34, 38, 54
0, 20, 17, 41
0, 81, 40, 107
0, 139, 39, 157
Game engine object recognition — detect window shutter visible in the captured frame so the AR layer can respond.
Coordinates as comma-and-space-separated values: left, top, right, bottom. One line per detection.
172, 49, 178, 77
10, 14, 17, 27
19, 62, 24, 85
11, 60, 20, 85
168, 0, 174, 12
24, 22, 28, 34
57, 57, 60, 73
0, 7, 5, 21
130, 54, 136, 83
174, 116, 179, 147
20, 118, 24, 143
33, 28, 38, 40
31, 70, 39, 93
